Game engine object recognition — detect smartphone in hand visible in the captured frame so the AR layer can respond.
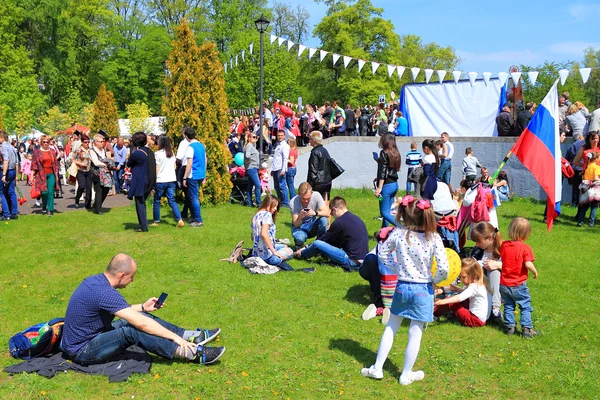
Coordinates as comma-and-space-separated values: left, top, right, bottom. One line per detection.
155, 292, 168, 308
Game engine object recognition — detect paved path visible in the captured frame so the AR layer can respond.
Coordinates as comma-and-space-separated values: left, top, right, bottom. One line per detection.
14, 180, 132, 215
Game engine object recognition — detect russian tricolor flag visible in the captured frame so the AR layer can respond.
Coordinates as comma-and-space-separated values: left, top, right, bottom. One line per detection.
511, 79, 561, 231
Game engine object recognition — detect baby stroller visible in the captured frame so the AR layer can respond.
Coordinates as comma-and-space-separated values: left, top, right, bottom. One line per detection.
229, 168, 248, 205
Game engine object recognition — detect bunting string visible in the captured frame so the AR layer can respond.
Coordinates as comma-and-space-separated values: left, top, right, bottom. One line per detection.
223, 35, 600, 89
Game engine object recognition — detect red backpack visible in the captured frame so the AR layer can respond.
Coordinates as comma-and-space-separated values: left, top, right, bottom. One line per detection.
471, 184, 490, 223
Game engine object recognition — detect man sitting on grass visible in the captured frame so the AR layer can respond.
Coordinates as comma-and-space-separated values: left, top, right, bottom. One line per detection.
290, 182, 330, 247
61, 253, 225, 365
295, 196, 369, 270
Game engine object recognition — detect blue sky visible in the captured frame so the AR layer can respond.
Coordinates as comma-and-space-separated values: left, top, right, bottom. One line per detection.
275, 0, 600, 74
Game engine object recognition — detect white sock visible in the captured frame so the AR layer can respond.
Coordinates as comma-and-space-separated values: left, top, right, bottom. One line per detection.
373, 314, 403, 371
402, 320, 424, 376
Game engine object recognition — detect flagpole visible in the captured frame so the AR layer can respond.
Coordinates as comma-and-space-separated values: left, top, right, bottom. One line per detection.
489, 150, 513, 184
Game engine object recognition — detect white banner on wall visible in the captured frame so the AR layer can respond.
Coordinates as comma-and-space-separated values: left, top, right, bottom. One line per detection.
404, 78, 503, 137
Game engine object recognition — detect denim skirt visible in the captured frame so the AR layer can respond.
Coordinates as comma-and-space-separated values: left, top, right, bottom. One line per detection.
390, 281, 434, 322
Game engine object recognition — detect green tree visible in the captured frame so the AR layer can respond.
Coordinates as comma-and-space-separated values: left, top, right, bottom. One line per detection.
582, 47, 600, 107
0, 107, 4, 130
91, 84, 120, 137
0, 0, 47, 131
38, 106, 72, 134
163, 19, 231, 204
126, 102, 152, 133
308, 0, 458, 105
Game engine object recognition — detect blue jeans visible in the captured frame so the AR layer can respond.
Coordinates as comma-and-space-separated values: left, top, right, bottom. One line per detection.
271, 170, 288, 206
406, 167, 414, 193
263, 243, 290, 265
68, 313, 183, 365
187, 178, 203, 223
246, 168, 261, 207
380, 181, 398, 228
500, 282, 533, 328
113, 167, 124, 193
438, 159, 451, 184
285, 167, 296, 199
1, 169, 18, 218
153, 181, 182, 222
292, 216, 328, 246
300, 239, 357, 268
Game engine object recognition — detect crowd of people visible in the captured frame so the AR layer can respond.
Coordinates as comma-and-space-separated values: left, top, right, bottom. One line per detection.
4, 94, 600, 386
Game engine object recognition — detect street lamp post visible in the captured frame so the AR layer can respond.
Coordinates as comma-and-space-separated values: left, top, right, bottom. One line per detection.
255, 15, 270, 160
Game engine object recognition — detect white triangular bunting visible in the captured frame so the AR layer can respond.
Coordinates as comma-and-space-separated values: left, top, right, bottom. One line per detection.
527, 71, 538, 86
308, 48, 317, 59
387, 64, 396, 78
343, 56, 352, 68
319, 50, 328, 62
436, 70, 446, 83
467, 71, 478, 86
358, 59, 366, 72
235, 54, 238, 66
249, 43, 254, 55
287, 40, 294, 51
580, 67, 592, 84
482, 72, 492, 86
277, 37, 285, 47
511, 72, 521, 86
497, 72, 508, 86
452, 70, 461, 84
559, 69, 569, 85
396, 66, 406, 80
411, 67, 420, 81
372, 61, 380, 75
298, 44, 306, 58
241, 50, 245, 62
332, 53, 340, 66
224, 63, 227, 73
230, 58, 233, 68
424, 69, 434, 83
270, 35, 276, 44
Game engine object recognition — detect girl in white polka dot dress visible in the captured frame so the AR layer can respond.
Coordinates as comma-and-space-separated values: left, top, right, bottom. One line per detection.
361, 195, 449, 385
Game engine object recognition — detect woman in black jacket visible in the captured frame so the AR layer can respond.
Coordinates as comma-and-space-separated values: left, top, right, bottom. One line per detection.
306, 130, 333, 201
374, 133, 401, 227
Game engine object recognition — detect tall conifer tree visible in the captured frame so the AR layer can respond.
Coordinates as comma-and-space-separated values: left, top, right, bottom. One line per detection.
163, 18, 231, 204
90, 84, 119, 137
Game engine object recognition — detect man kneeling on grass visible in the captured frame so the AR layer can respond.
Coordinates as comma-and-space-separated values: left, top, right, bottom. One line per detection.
61, 253, 225, 365
294, 196, 369, 270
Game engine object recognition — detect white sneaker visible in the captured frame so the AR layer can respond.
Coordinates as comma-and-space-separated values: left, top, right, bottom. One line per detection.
360, 366, 383, 380
362, 304, 377, 321
399, 370, 425, 386
381, 308, 391, 325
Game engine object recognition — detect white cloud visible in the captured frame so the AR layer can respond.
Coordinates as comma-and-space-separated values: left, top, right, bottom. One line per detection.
567, 3, 600, 20
547, 41, 600, 57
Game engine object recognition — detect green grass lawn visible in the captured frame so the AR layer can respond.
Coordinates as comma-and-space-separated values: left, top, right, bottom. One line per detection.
0, 189, 599, 399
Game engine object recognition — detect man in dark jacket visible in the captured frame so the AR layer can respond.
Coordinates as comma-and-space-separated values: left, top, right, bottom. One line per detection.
307, 131, 333, 200
358, 108, 371, 136
516, 102, 535, 135
496, 104, 515, 136
345, 104, 356, 136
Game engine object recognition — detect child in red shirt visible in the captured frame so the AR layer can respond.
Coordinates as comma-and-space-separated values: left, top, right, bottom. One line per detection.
499, 217, 539, 338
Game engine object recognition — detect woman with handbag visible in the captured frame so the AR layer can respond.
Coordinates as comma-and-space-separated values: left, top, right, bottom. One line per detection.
89, 134, 112, 214
73, 134, 93, 209
31, 135, 60, 216
307, 130, 333, 201
374, 134, 401, 227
